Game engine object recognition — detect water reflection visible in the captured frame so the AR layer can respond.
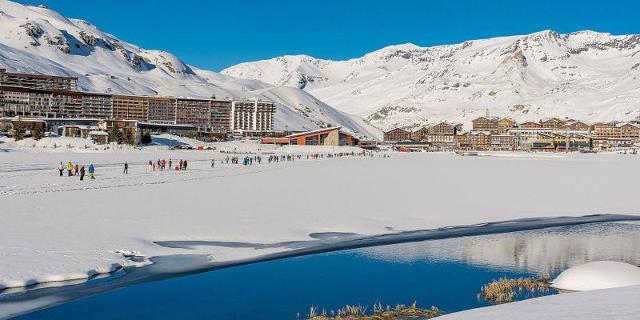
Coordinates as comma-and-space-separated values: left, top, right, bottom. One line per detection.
358, 222, 640, 274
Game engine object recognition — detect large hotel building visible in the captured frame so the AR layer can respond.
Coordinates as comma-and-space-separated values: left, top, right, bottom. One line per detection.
0, 69, 276, 133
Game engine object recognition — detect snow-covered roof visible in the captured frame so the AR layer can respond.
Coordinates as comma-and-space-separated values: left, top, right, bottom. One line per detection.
286, 126, 344, 138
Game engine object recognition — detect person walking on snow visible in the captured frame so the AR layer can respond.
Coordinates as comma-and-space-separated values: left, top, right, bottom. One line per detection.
211, 159, 215, 168
67, 162, 73, 176
74, 164, 79, 176
88, 164, 95, 179
183, 160, 188, 170
79, 165, 85, 181
58, 162, 64, 176
123, 162, 129, 174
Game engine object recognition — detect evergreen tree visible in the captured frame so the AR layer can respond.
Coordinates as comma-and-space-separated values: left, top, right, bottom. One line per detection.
32, 123, 44, 140
13, 121, 25, 141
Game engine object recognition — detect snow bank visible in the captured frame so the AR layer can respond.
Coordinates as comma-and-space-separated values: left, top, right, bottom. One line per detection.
438, 285, 640, 320
552, 261, 640, 291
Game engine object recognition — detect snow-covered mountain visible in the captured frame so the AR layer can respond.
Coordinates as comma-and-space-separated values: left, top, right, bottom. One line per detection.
223, 31, 640, 131
0, 0, 381, 140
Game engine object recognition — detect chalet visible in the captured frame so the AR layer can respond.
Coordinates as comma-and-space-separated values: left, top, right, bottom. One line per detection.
496, 118, 517, 134
383, 128, 411, 142
540, 118, 566, 129
472, 117, 499, 133
471, 131, 492, 150
426, 122, 456, 147
411, 127, 429, 141
520, 121, 542, 129
490, 134, 515, 151
281, 126, 359, 146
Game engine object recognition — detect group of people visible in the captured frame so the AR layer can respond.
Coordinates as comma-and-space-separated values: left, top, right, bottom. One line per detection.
57, 150, 380, 179
57, 161, 95, 180
147, 159, 188, 172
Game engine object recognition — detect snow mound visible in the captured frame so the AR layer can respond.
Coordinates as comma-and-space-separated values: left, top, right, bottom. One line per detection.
552, 261, 640, 291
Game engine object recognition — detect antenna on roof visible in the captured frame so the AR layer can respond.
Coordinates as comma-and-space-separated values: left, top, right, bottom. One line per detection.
485, 108, 490, 118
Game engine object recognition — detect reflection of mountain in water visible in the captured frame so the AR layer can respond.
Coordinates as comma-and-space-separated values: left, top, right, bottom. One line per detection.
358, 222, 640, 274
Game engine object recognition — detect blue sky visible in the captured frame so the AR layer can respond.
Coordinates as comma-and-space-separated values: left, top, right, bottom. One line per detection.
15, 0, 640, 71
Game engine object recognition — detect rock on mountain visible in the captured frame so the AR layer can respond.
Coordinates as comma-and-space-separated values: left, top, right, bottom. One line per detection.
223, 31, 640, 131
0, 0, 381, 140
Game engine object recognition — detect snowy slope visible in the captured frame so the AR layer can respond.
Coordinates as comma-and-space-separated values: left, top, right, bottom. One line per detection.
223, 31, 640, 131
0, 0, 381, 139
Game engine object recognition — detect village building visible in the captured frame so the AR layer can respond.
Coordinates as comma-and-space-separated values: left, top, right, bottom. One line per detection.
507, 127, 553, 150
470, 131, 492, 150
411, 127, 428, 141
496, 118, 517, 134
455, 132, 472, 150
265, 126, 359, 146
592, 137, 634, 151
472, 116, 499, 133
87, 130, 109, 144
540, 118, 566, 129
426, 121, 456, 147
520, 121, 542, 129
562, 121, 591, 134
383, 128, 411, 142
618, 123, 640, 142
491, 134, 516, 151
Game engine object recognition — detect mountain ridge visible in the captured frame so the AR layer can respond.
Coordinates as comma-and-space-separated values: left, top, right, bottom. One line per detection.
222, 30, 640, 130
0, 0, 381, 139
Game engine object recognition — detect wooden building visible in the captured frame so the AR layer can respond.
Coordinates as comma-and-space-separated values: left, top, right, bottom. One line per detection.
282, 127, 359, 146
383, 128, 411, 142
540, 118, 566, 129
472, 117, 499, 133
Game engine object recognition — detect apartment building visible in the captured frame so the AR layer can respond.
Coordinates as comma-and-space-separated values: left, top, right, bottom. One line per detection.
51, 91, 82, 117
112, 95, 149, 122
254, 100, 276, 131
0, 68, 78, 91
230, 100, 275, 131
81, 92, 113, 119
176, 98, 210, 129
210, 99, 233, 132
0, 86, 30, 117
148, 97, 176, 124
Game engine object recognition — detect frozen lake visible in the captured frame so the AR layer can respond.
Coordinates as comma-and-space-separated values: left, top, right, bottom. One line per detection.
10, 221, 640, 319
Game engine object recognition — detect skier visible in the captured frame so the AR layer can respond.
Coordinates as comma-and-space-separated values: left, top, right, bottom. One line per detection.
88, 164, 95, 179
67, 162, 73, 176
74, 164, 79, 176
79, 165, 85, 181
211, 159, 215, 168
123, 162, 129, 174
58, 162, 64, 176
183, 160, 188, 170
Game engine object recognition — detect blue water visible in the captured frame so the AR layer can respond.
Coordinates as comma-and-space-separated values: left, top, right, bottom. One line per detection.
13, 222, 640, 319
